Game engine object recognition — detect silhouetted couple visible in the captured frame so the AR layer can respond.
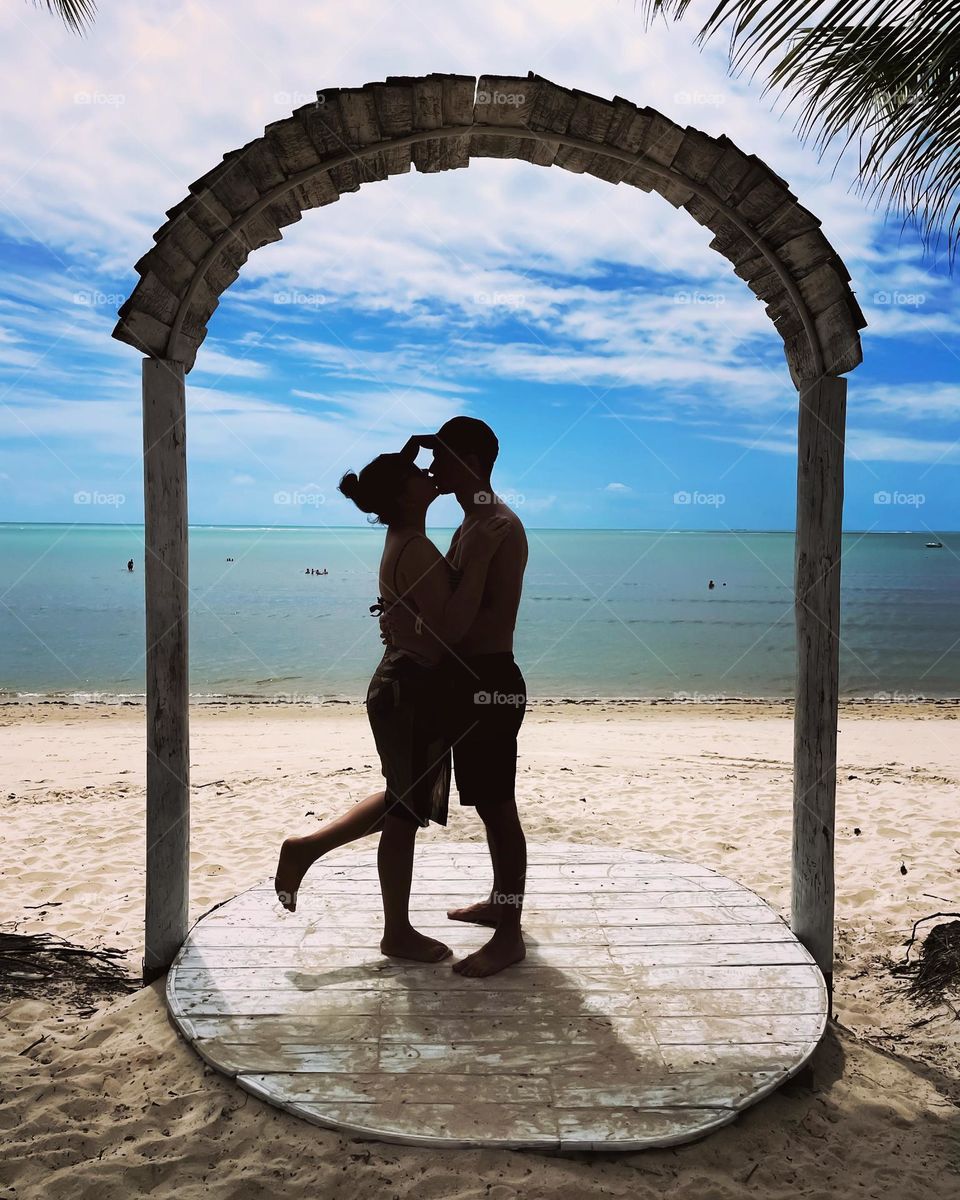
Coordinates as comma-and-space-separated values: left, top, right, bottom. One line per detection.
274, 417, 529, 977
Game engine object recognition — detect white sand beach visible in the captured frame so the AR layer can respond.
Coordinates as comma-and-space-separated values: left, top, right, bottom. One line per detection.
2, 700, 959, 1197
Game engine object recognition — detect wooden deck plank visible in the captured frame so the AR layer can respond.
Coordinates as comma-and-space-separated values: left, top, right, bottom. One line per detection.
166, 840, 827, 1150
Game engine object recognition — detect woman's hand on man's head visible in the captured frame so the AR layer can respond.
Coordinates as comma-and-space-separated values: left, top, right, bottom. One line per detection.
399, 434, 439, 464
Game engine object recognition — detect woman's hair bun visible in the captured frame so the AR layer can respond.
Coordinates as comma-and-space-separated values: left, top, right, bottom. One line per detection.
338, 471, 365, 507
339, 453, 413, 524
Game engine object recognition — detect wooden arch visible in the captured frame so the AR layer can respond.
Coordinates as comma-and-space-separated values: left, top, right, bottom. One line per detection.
114, 73, 865, 1004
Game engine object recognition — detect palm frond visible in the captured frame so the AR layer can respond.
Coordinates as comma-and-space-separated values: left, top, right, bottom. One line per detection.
30, 0, 97, 34
637, 1, 960, 269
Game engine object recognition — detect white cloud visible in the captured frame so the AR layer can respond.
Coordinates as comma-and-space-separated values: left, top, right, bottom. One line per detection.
0, 0, 925, 318
702, 427, 960, 465
604, 481, 631, 492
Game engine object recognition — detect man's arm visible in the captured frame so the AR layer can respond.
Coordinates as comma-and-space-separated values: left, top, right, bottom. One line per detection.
401, 520, 508, 648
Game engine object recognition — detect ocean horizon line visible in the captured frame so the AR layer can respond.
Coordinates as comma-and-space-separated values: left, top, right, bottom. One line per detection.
2, 521, 956, 535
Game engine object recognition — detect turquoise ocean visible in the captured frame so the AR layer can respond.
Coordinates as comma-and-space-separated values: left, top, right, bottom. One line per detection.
1, 524, 957, 702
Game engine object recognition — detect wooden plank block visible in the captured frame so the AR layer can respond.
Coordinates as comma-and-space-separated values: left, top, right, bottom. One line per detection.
188, 155, 261, 222
815, 299, 863, 376
239, 875, 741, 898
186, 1013, 381, 1042
281, 859, 713, 882
243, 860, 710, 887
552, 1068, 784, 1109
196, 1041, 380, 1075
233, 137, 301, 226
196, 904, 604, 928
672, 128, 726, 185
587, 97, 650, 183
299, 89, 363, 195
607, 923, 795, 946
608, 941, 812, 968
376, 1013, 653, 1046
378, 1041, 664, 1075
258, 111, 339, 213
174, 944, 619, 970
474, 74, 534, 127
152, 211, 215, 263
659, 1041, 816, 1072
796, 260, 851, 316
378, 988, 649, 1019
629, 963, 821, 990
769, 301, 806, 340
111, 308, 172, 357
120, 270, 179, 325
241, 1070, 552, 1105
784, 325, 819, 388
650, 1013, 825, 1043
288, 1099, 560, 1148
702, 140, 757, 203
135, 239, 195, 298
172, 964, 638, 995
590, 889, 766, 907
734, 176, 797, 225
552, 88, 615, 175
756, 199, 821, 249
554, 1106, 731, 1150
590, 905, 783, 926
370, 81, 414, 176
637, 109, 691, 207
185, 920, 603, 948
633, 987, 825, 1018
174, 987, 383, 1014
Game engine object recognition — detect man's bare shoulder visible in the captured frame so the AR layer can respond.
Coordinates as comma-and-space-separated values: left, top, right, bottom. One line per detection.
493, 500, 527, 547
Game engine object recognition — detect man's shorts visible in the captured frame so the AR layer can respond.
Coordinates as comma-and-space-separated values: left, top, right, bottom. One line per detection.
444, 651, 527, 808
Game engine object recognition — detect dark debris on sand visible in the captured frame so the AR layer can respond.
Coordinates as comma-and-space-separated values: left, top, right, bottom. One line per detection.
0, 929, 140, 1010
890, 914, 960, 1009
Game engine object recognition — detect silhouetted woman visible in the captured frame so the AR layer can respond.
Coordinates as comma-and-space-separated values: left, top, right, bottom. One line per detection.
274, 450, 506, 962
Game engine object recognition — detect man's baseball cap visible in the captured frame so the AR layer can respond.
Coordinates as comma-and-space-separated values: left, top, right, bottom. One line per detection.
422, 416, 499, 465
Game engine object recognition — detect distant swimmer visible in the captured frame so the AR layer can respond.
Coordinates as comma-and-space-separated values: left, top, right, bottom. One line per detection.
226, 557, 235, 562
127, 559, 134, 572
708, 579, 715, 589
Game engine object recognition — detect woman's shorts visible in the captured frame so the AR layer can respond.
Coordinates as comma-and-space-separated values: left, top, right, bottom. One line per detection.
365, 650, 452, 827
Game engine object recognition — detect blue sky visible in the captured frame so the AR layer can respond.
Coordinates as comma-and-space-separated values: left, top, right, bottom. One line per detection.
1, 0, 958, 533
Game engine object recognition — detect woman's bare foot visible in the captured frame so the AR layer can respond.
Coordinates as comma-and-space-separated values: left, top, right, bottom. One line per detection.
446, 899, 498, 926
452, 928, 525, 977
274, 836, 320, 912
380, 927, 453, 963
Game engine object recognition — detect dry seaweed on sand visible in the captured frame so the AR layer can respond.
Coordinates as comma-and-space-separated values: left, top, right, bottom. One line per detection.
889, 912, 960, 1010
0, 929, 140, 1009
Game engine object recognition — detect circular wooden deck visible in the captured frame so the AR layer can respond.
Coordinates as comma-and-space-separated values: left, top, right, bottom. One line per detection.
166, 841, 828, 1150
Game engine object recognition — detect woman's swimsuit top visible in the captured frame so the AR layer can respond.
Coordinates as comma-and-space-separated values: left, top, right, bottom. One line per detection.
369, 534, 460, 643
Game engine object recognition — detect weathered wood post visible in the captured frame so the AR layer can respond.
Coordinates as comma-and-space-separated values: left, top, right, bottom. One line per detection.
792, 373, 847, 1013
142, 357, 190, 984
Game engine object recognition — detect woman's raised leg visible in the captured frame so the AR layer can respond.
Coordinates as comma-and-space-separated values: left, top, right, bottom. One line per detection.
378, 812, 451, 962
274, 788, 387, 911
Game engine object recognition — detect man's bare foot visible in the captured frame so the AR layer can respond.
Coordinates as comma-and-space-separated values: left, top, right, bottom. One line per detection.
380, 928, 453, 963
452, 928, 525, 977
274, 836, 320, 912
446, 900, 498, 926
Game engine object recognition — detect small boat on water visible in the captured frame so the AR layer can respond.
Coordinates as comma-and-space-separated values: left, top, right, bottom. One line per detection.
925, 539, 943, 548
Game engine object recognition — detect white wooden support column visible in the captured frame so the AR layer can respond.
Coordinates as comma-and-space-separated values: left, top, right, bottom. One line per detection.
792, 373, 847, 1012
142, 357, 190, 984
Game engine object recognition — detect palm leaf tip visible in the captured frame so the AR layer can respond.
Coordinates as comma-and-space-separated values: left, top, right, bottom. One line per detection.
31, 0, 97, 34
